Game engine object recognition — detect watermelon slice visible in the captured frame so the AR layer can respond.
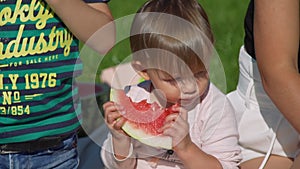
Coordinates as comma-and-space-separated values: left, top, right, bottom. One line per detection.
110, 89, 177, 150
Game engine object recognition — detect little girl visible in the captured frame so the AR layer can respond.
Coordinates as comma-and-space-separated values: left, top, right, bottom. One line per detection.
101, 0, 241, 168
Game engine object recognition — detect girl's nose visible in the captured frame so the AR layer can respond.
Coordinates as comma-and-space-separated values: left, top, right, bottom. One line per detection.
178, 79, 197, 95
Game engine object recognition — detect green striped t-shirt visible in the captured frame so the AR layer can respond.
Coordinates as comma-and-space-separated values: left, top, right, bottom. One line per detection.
0, 0, 82, 144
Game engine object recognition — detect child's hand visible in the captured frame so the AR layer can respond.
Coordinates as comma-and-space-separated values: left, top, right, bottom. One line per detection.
103, 101, 129, 140
161, 106, 193, 152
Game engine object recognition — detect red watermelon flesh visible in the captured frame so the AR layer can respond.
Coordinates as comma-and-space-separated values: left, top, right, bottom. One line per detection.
128, 99, 177, 135
111, 89, 167, 123
110, 89, 178, 149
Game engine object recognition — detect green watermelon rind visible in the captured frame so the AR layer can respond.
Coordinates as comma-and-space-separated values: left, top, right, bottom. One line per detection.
110, 88, 173, 150
122, 122, 172, 149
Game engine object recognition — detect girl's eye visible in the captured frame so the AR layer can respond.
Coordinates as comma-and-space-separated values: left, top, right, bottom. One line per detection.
164, 78, 178, 85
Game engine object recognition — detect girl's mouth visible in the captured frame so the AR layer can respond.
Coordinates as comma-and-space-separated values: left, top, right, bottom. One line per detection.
179, 97, 200, 110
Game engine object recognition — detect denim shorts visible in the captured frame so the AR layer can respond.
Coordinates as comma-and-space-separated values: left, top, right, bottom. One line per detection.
227, 46, 300, 162
0, 134, 79, 169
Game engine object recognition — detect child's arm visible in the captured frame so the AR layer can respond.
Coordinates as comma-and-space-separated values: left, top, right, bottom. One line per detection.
102, 101, 137, 169
45, 0, 115, 54
162, 107, 223, 169
187, 98, 241, 169
176, 143, 222, 169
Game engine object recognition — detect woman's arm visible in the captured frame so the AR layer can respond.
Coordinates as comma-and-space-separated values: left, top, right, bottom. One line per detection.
45, 0, 115, 54
254, 0, 300, 132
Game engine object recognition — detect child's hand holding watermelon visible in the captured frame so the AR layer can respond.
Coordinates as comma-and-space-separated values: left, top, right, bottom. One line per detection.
160, 105, 192, 152
103, 101, 132, 161
103, 101, 128, 139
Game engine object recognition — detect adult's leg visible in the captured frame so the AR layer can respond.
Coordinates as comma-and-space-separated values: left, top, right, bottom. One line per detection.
239, 155, 292, 169
30, 134, 79, 169
290, 154, 300, 169
0, 154, 9, 169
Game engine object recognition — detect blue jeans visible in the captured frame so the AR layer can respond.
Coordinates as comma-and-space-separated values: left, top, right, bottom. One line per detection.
0, 135, 79, 169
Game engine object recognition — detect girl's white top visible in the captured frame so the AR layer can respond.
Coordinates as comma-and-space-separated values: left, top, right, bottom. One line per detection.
101, 82, 242, 169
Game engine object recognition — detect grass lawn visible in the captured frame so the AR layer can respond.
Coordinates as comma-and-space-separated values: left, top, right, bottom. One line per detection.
80, 0, 250, 93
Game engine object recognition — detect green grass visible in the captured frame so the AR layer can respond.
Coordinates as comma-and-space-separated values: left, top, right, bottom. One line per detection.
81, 0, 249, 93
201, 0, 249, 92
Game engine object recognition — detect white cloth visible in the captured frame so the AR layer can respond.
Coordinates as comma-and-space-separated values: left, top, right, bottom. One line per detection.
227, 46, 300, 162
101, 82, 241, 169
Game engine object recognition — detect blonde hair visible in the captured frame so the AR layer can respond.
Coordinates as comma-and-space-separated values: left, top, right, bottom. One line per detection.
130, 0, 214, 76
